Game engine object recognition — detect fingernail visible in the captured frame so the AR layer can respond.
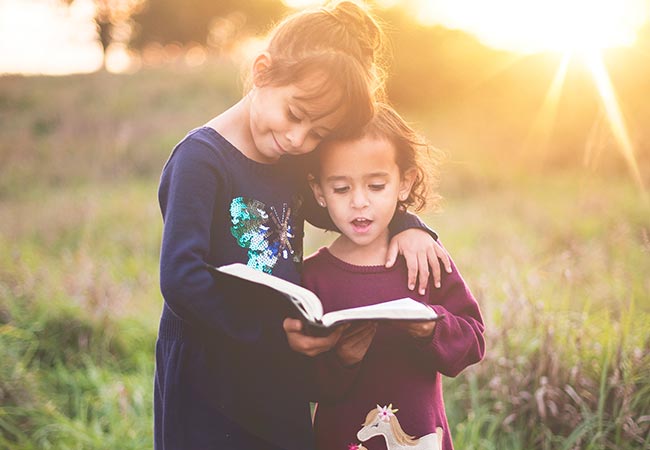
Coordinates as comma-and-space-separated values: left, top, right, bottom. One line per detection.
446, 267, 452, 273
408, 284, 415, 290
419, 289, 426, 295
435, 282, 441, 288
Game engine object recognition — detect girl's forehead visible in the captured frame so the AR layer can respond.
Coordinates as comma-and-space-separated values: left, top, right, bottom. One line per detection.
320, 136, 396, 169
326, 135, 392, 153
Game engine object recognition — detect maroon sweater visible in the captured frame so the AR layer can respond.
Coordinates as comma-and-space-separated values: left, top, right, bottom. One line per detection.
304, 247, 485, 450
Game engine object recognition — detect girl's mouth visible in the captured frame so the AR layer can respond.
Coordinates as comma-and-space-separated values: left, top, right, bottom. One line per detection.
272, 133, 287, 154
351, 218, 372, 232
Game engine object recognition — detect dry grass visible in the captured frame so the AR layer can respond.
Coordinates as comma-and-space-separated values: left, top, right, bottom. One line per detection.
1, 63, 649, 449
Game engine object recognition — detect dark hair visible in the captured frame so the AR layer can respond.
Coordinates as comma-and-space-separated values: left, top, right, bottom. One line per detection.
251, 1, 388, 138
313, 102, 442, 212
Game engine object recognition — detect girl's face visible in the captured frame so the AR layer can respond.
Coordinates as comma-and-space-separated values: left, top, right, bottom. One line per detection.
310, 136, 416, 250
247, 55, 345, 163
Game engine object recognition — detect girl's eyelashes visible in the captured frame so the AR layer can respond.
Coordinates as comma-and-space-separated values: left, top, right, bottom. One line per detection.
287, 107, 300, 122
330, 184, 385, 194
286, 105, 326, 140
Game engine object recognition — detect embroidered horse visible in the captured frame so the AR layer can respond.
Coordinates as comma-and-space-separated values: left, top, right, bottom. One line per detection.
356, 405, 443, 450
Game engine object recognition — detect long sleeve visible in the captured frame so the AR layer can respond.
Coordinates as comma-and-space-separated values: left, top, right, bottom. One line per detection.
158, 136, 273, 343
406, 255, 485, 377
388, 209, 438, 241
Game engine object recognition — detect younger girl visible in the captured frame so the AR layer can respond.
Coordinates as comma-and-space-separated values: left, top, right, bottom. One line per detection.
305, 103, 486, 450
155, 3, 449, 450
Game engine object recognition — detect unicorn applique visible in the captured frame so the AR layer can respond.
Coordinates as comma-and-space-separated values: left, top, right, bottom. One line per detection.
355, 405, 443, 450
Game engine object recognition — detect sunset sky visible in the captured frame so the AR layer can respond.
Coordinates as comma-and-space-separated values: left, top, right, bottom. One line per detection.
0, 0, 649, 75
0, 0, 103, 75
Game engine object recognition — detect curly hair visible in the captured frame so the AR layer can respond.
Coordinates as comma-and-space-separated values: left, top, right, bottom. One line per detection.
360, 103, 442, 212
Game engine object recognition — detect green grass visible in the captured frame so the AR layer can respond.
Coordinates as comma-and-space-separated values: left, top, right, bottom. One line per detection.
1, 64, 649, 449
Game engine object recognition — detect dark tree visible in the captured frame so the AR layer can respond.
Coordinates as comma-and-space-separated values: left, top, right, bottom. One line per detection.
129, 0, 287, 49
60, 0, 146, 70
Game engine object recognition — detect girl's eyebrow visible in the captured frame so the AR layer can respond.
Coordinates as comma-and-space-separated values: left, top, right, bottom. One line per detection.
325, 175, 350, 182
366, 172, 390, 178
325, 172, 390, 182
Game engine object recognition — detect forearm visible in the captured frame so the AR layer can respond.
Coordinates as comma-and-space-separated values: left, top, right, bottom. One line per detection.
405, 259, 486, 377
415, 305, 486, 377
388, 210, 438, 240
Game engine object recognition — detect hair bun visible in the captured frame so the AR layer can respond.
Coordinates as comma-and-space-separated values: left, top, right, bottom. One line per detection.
328, 1, 384, 63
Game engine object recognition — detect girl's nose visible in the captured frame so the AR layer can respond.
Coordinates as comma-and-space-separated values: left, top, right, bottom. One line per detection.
350, 189, 370, 208
286, 125, 309, 150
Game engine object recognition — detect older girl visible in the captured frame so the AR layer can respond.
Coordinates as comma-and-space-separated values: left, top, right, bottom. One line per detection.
155, 3, 449, 449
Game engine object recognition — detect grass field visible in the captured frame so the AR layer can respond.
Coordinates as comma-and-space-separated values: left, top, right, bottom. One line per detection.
1, 64, 649, 449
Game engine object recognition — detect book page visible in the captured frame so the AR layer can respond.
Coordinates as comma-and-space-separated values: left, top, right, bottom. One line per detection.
320, 297, 438, 328
215, 263, 324, 321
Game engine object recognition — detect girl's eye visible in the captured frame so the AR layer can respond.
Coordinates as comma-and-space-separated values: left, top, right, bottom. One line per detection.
369, 184, 386, 191
287, 108, 300, 122
333, 186, 349, 194
311, 130, 325, 140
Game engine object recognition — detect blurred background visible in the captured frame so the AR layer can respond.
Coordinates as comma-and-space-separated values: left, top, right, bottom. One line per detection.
0, 0, 649, 448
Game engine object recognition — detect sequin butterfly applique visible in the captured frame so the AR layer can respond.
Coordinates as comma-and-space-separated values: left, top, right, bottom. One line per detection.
229, 196, 300, 273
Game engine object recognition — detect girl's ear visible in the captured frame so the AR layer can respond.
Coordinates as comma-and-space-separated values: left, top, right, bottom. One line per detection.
308, 174, 327, 208
252, 52, 272, 87
398, 167, 417, 202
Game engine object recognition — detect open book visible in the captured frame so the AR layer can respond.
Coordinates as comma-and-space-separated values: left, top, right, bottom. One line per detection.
206, 262, 442, 335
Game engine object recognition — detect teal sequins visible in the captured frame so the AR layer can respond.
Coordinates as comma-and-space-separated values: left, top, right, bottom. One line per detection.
230, 197, 298, 273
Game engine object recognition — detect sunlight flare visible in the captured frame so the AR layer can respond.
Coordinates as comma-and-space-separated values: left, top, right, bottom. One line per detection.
0, 0, 102, 75
526, 53, 571, 151
582, 50, 647, 197
281, 0, 324, 8
414, 0, 649, 53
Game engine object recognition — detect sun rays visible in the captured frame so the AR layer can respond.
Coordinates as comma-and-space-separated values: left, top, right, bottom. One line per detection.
411, 0, 648, 197
413, 0, 648, 54
526, 49, 647, 198
581, 50, 647, 198
526, 53, 572, 156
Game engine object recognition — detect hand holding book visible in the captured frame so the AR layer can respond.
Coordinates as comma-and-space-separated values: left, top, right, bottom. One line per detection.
335, 321, 378, 367
282, 317, 347, 356
207, 263, 444, 337
394, 317, 438, 339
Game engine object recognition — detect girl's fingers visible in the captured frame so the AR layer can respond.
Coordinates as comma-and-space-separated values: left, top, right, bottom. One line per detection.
434, 241, 452, 273
338, 326, 377, 353
404, 249, 418, 291
385, 239, 399, 268
417, 250, 430, 295
283, 318, 346, 356
340, 322, 376, 341
283, 317, 303, 332
427, 246, 441, 290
